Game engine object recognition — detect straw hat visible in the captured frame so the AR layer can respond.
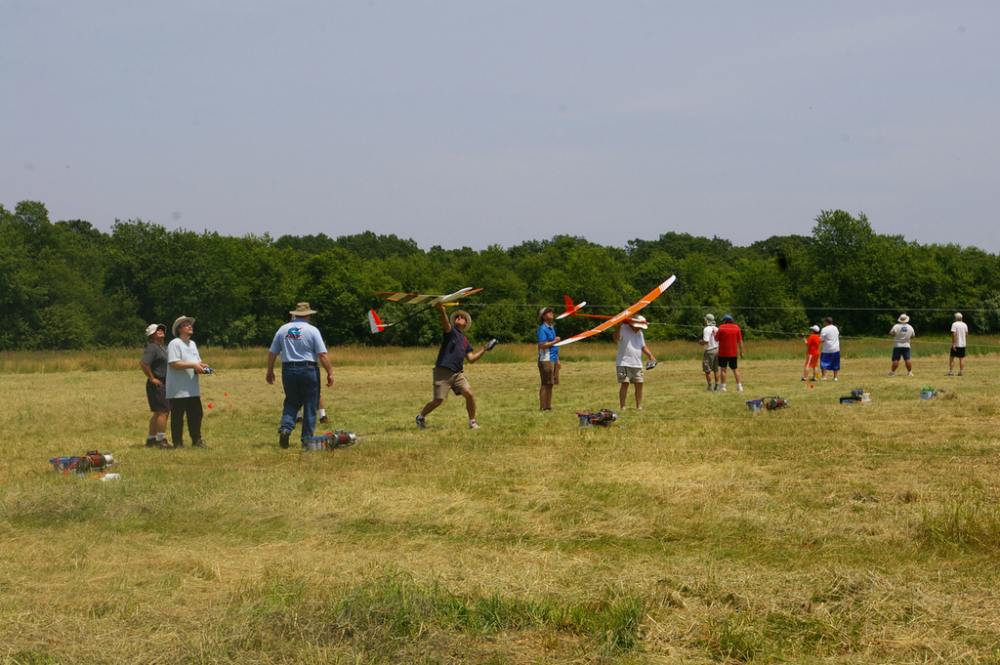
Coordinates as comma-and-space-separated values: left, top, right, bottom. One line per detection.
289, 302, 317, 317
898, 314, 910, 324
627, 315, 648, 330
172, 316, 195, 336
450, 310, 472, 332
539, 307, 554, 322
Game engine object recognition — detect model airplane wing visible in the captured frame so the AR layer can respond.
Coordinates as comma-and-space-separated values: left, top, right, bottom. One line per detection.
376, 287, 482, 306
554, 275, 676, 347
369, 287, 482, 334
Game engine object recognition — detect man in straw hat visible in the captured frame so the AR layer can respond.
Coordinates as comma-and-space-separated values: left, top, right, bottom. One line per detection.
416, 301, 495, 429
888, 314, 916, 377
699, 313, 720, 391
613, 315, 657, 408
537, 306, 561, 410
266, 302, 334, 448
948, 313, 968, 376
166, 316, 212, 449
139, 323, 171, 448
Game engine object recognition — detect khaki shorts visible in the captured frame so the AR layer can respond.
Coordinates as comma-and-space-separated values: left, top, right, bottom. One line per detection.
433, 366, 471, 400
538, 361, 560, 385
616, 365, 644, 383
702, 349, 719, 373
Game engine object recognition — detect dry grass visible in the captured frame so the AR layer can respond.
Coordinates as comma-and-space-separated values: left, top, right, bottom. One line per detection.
2, 346, 1000, 663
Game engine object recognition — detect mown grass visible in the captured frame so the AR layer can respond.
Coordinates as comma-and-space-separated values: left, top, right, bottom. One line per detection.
2, 345, 1000, 663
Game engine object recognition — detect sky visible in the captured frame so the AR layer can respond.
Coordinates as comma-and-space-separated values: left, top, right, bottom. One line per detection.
3, 1, 999, 253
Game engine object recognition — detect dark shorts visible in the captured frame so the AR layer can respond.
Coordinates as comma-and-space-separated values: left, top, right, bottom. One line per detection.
950, 346, 966, 358
719, 356, 738, 370
820, 352, 840, 371
146, 380, 170, 412
891, 348, 911, 362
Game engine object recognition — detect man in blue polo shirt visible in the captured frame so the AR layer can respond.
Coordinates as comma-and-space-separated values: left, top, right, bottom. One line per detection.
266, 302, 334, 448
537, 307, 561, 410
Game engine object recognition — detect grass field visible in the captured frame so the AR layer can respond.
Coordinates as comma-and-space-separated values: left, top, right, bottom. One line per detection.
2, 342, 1000, 664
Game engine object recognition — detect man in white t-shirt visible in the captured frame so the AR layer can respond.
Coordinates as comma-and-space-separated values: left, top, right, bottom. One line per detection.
613, 316, 657, 410
819, 317, 840, 381
888, 314, 915, 377
699, 313, 720, 391
948, 312, 969, 376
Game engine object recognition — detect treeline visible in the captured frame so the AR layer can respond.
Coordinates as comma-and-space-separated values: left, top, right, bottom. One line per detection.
3, 200, 1000, 351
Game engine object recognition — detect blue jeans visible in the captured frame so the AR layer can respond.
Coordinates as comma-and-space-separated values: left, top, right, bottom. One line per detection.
280, 364, 320, 443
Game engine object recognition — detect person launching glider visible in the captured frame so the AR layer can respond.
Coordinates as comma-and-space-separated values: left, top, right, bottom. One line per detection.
368, 287, 483, 334
554, 275, 676, 347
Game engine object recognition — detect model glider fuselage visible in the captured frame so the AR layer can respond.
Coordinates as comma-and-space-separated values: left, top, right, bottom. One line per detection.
554, 275, 676, 347
368, 287, 482, 334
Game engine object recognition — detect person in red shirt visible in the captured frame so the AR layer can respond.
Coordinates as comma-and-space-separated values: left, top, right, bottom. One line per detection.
802, 324, 821, 381
715, 315, 744, 392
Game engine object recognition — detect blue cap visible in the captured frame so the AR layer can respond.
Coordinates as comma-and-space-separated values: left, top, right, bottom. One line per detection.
722, 314, 733, 322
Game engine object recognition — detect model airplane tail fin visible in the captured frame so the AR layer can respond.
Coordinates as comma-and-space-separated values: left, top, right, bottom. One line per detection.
367, 310, 385, 334
557, 295, 587, 320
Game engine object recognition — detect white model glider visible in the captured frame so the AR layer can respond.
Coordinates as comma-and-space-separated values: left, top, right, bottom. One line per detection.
368, 287, 482, 334
554, 275, 676, 347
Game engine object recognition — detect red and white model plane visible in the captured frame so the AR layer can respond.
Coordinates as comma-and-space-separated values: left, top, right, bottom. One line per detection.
554, 275, 676, 347
368, 287, 482, 334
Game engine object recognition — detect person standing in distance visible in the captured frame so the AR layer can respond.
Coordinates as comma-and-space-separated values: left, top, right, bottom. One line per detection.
819, 317, 840, 381
266, 302, 334, 449
714, 315, 744, 392
139, 323, 171, 448
166, 316, 211, 449
802, 324, 821, 382
948, 313, 969, 376
699, 313, 720, 391
537, 307, 561, 411
888, 314, 915, 377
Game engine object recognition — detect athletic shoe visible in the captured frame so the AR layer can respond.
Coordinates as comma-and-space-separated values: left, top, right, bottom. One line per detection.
888, 372, 895, 377
469, 421, 481, 429
718, 386, 727, 392
800, 377, 806, 382
707, 385, 714, 390
820, 377, 827, 381
173, 442, 184, 449
958, 371, 963, 376
833, 378, 838, 382
416, 415, 426, 430
946, 371, 954, 376
907, 372, 914, 377
279, 431, 290, 449
736, 386, 743, 392
145, 438, 157, 447
636, 407, 643, 410
191, 439, 211, 450
157, 440, 171, 449
320, 416, 329, 424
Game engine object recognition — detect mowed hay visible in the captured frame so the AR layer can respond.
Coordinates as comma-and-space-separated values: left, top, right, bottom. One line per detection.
2, 346, 1000, 663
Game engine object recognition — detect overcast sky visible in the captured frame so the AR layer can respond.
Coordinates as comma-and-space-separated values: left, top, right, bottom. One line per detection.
3, 1, 999, 252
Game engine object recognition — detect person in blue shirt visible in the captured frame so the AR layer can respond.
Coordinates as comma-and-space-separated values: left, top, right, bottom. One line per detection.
266, 302, 334, 448
537, 307, 561, 411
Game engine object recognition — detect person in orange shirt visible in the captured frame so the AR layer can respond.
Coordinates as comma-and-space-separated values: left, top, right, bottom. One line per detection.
802, 324, 821, 381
